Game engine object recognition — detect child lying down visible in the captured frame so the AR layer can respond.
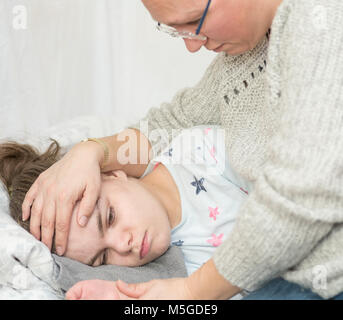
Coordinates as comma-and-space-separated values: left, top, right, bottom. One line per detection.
0, 125, 252, 299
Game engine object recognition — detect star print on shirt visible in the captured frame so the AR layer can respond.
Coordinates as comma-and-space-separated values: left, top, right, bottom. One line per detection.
163, 148, 173, 157
240, 187, 249, 195
207, 234, 224, 247
209, 146, 218, 163
171, 240, 184, 246
208, 206, 220, 221
153, 162, 161, 171
190, 175, 207, 195
204, 128, 212, 135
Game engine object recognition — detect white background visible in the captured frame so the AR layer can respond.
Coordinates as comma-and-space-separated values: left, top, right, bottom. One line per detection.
0, 0, 215, 138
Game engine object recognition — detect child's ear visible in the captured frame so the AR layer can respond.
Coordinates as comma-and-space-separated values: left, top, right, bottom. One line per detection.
103, 170, 128, 181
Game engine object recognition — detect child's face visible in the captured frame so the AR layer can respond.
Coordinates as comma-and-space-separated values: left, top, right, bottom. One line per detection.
64, 171, 172, 267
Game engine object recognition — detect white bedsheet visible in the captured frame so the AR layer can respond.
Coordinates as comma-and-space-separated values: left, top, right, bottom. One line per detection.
0, 115, 126, 299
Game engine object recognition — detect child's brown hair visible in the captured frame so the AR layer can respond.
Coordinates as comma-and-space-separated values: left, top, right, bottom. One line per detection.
0, 139, 62, 252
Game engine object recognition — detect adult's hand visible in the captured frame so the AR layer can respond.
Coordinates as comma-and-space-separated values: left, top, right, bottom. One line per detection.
22, 141, 104, 255
65, 279, 134, 300
66, 278, 194, 300
115, 259, 240, 300
115, 278, 195, 300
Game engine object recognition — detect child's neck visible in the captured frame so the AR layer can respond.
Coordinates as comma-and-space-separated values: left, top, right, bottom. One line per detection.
140, 163, 182, 230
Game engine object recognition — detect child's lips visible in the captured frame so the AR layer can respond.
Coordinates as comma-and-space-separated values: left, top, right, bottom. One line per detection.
140, 231, 150, 260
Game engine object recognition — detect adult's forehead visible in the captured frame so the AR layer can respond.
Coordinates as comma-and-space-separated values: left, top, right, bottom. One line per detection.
142, 0, 205, 25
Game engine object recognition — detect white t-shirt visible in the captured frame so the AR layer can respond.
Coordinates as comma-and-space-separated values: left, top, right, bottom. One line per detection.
141, 125, 253, 276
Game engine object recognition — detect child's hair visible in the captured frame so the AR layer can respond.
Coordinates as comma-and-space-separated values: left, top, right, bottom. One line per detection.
0, 139, 62, 252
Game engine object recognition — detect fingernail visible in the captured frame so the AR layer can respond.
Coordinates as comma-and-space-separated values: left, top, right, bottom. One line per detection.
79, 216, 88, 227
56, 246, 63, 256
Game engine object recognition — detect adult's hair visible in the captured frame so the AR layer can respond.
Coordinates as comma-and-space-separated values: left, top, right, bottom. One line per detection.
0, 139, 62, 252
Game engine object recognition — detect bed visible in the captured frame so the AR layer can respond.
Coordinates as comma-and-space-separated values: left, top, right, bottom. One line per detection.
0, 115, 187, 299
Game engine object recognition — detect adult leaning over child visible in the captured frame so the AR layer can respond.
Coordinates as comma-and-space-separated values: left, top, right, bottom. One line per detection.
22, 0, 343, 300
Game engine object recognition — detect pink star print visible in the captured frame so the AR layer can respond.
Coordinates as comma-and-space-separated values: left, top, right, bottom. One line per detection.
207, 234, 224, 247
210, 146, 218, 163
240, 187, 249, 195
209, 146, 218, 163
153, 162, 161, 171
208, 206, 220, 221
204, 128, 212, 135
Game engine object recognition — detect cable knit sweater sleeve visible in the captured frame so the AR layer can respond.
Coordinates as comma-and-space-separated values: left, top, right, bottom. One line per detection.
213, 0, 343, 292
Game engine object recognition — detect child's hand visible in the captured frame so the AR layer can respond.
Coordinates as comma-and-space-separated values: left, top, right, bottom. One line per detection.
65, 279, 133, 300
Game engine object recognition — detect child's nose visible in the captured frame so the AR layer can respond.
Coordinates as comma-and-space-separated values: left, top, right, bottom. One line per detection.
113, 231, 133, 254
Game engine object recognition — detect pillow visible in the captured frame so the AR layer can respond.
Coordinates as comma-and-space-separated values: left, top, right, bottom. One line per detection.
0, 115, 187, 299
53, 246, 187, 293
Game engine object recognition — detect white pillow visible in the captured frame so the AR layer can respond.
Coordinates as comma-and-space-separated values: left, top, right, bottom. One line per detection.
0, 114, 129, 299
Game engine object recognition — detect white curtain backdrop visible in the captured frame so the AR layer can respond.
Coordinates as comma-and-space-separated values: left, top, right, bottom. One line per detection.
0, 0, 215, 138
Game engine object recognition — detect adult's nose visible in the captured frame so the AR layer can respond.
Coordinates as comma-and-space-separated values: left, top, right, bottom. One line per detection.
183, 38, 207, 53
204, 38, 224, 51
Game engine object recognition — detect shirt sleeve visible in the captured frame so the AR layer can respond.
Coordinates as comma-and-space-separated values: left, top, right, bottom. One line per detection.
212, 0, 343, 292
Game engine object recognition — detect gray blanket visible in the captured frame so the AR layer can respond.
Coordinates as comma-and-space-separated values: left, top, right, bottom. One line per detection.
53, 246, 187, 293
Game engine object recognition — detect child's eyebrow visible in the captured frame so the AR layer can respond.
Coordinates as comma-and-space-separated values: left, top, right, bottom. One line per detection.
97, 206, 105, 239
87, 204, 105, 266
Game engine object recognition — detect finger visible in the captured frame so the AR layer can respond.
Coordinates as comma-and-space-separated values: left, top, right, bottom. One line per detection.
54, 197, 74, 256
41, 200, 56, 251
66, 280, 119, 300
29, 194, 44, 240
116, 287, 138, 300
116, 280, 147, 298
65, 284, 82, 300
22, 183, 38, 221
117, 291, 138, 300
77, 185, 99, 227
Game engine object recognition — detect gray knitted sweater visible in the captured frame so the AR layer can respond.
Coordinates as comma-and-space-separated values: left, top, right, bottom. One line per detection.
128, 0, 343, 299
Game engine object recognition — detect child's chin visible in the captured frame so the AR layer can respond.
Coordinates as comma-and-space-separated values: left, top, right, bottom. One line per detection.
139, 248, 169, 266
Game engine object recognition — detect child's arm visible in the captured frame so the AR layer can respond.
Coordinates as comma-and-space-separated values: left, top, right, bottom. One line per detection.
65, 279, 133, 300
99, 259, 241, 300
66, 262, 240, 300
93, 128, 153, 178
185, 258, 241, 299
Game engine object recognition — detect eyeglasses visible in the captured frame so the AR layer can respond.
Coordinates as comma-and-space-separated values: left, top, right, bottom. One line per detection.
156, 0, 212, 41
